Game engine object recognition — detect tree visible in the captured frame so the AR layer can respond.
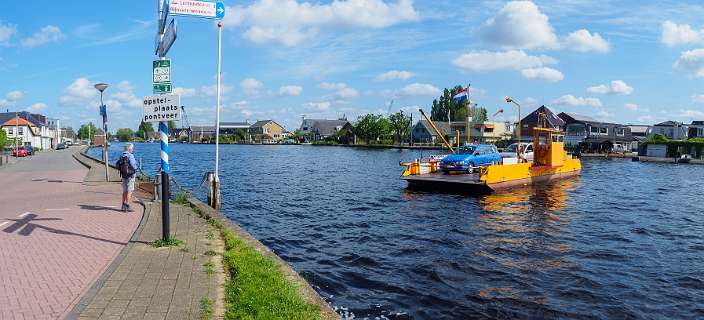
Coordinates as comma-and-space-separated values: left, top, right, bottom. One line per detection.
0, 129, 7, 150
167, 121, 176, 130
116, 128, 134, 142
354, 114, 392, 144
136, 121, 154, 139
77, 123, 98, 140
388, 111, 412, 145
430, 85, 488, 123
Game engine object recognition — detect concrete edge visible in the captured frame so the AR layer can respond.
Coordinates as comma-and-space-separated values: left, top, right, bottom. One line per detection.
185, 197, 340, 320
64, 200, 152, 320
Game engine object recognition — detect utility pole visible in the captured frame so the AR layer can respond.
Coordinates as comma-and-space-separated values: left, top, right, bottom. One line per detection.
15, 112, 19, 154
211, 21, 223, 209
95, 83, 110, 182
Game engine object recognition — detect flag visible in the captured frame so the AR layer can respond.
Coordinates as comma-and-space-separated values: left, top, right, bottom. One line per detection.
453, 86, 470, 103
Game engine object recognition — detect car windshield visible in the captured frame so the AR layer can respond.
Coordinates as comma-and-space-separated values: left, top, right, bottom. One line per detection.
505, 144, 517, 152
459, 146, 477, 154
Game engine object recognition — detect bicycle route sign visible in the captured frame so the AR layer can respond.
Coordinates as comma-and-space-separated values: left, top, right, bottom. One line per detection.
153, 59, 172, 94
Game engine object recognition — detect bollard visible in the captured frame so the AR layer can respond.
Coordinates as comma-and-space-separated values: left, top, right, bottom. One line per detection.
206, 172, 221, 209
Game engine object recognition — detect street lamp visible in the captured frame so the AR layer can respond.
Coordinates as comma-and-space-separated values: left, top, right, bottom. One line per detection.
505, 96, 522, 160
95, 83, 110, 182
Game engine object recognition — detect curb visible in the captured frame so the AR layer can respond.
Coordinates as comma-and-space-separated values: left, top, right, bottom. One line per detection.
64, 201, 151, 320
185, 197, 340, 320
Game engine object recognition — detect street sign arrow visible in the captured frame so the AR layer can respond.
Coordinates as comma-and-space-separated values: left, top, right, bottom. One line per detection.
158, 0, 170, 34
157, 19, 177, 57
169, 0, 226, 20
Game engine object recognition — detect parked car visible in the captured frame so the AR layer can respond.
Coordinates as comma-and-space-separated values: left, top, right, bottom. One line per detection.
12, 146, 28, 157
501, 142, 534, 162
24, 145, 34, 156
440, 144, 501, 173
56, 143, 67, 150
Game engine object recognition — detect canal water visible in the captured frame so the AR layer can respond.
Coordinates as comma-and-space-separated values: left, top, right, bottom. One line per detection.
92, 143, 704, 319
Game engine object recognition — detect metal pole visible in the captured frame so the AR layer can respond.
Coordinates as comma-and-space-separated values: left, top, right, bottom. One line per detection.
215, 22, 222, 179
466, 84, 471, 145
159, 121, 170, 241
15, 112, 18, 154
101, 92, 109, 182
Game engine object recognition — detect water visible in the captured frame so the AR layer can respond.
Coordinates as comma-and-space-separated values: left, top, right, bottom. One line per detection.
93, 143, 704, 319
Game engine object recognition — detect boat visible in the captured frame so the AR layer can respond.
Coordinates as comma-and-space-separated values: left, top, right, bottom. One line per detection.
677, 154, 692, 164
401, 111, 581, 192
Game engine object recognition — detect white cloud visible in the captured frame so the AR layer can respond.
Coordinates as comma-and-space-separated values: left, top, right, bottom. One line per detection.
482, 1, 558, 50
110, 81, 142, 108
319, 82, 358, 99
595, 110, 614, 121
240, 78, 263, 96
375, 70, 413, 82
21, 25, 64, 48
398, 83, 441, 97
552, 95, 602, 108
279, 85, 303, 96
680, 109, 704, 119
223, 0, 419, 46
0, 21, 16, 45
637, 115, 656, 123
661, 21, 703, 47
520, 67, 564, 82
304, 101, 331, 111
692, 94, 704, 103
674, 48, 704, 78
59, 78, 97, 106
452, 50, 557, 72
564, 29, 610, 53
625, 103, 639, 111
587, 80, 634, 95
173, 87, 197, 97
7, 90, 23, 101
27, 103, 48, 113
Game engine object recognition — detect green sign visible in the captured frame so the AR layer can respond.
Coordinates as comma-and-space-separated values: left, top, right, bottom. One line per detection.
153, 83, 172, 94
153, 60, 170, 68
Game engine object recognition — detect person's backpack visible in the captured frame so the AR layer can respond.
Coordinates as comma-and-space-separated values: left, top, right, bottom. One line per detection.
117, 155, 135, 178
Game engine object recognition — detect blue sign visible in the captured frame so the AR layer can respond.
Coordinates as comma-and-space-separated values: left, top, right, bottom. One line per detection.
169, 0, 225, 20
215, 2, 225, 20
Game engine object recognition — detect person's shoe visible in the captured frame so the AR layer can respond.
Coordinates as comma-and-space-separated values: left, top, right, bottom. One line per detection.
121, 203, 128, 212
125, 204, 134, 212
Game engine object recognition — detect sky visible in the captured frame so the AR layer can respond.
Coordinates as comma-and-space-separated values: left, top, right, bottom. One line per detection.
1, 0, 704, 132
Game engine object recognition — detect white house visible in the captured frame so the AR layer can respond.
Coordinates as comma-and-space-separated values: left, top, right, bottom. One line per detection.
2, 118, 42, 148
648, 121, 688, 140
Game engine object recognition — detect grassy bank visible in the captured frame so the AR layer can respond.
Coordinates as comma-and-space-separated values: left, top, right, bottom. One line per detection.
174, 195, 321, 320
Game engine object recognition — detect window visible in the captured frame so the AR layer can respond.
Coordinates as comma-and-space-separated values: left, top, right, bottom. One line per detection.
7, 128, 13, 135
485, 128, 494, 133
600, 127, 608, 134
18, 127, 23, 135
616, 128, 625, 136
589, 126, 599, 134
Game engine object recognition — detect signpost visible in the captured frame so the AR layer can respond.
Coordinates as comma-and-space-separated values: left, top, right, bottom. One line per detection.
169, 0, 225, 19
157, 19, 177, 58
142, 94, 181, 241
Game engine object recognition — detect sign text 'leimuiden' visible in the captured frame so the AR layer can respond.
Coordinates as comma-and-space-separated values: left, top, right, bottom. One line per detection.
143, 94, 182, 123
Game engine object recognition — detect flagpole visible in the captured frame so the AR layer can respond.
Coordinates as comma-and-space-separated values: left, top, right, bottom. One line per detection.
466, 84, 471, 145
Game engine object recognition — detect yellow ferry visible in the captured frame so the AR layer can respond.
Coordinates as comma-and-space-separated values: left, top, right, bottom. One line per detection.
401, 120, 581, 192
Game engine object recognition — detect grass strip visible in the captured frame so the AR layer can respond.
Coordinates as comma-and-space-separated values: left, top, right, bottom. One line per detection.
200, 297, 214, 320
184, 202, 321, 320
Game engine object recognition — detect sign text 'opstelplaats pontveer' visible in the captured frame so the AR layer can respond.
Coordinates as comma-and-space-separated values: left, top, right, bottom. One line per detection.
143, 94, 182, 123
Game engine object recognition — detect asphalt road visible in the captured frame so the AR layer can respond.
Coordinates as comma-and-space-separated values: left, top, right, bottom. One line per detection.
0, 147, 142, 319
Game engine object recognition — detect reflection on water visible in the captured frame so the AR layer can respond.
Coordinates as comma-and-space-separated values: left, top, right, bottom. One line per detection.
92, 144, 704, 320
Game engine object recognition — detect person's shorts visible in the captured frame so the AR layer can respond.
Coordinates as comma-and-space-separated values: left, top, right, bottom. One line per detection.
122, 177, 136, 192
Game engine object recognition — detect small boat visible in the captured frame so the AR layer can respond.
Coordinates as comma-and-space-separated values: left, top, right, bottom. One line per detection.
677, 154, 692, 164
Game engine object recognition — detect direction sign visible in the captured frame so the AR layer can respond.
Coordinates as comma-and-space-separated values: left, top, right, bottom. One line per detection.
143, 95, 182, 123
157, 19, 177, 57
169, 0, 225, 20
153, 59, 171, 83
158, 0, 170, 35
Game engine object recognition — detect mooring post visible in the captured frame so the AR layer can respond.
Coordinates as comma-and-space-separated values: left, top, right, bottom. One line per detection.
159, 121, 170, 241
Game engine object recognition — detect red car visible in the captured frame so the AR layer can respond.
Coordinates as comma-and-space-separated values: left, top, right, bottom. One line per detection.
12, 147, 28, 157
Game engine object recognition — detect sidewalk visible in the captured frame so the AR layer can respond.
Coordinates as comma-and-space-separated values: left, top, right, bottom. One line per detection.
70, 202, 225, 320
0, 148, 143, 319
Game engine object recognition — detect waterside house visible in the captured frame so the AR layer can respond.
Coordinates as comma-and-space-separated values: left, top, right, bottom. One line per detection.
648, 121, 688, 140
0, 111, 60, 150
1, 117, 42, 148
299, 117, 351, 141
519, 106, 566, 141
559, 112, 632, 153
412, 119, 451, 144
249, 120, 285, 143
628, 125, 651, 151
687, 121, 704, 139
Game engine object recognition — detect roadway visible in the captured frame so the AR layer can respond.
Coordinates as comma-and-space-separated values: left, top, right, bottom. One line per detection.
0, 147, 143, 319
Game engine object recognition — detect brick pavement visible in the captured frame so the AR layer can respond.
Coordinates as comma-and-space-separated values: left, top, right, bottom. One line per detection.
72, 202, 224, 320
0, 150, 143, 320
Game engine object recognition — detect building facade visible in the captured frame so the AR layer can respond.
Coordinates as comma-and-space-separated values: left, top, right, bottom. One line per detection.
249, 120, 285, 143
559, 112, 633, 153
299, 118, 351, 141
648, 121, 688, 140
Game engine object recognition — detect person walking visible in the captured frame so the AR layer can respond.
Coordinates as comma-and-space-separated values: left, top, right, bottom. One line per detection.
116, 143, 137, 212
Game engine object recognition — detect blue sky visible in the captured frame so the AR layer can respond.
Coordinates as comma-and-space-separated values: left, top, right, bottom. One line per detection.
1, 0, 704, 132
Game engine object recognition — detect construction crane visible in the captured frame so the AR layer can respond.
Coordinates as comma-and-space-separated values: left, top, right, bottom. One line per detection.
180, 105, 192, 142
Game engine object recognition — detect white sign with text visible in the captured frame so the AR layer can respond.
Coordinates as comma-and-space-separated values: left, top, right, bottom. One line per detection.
142, 94, 182, 123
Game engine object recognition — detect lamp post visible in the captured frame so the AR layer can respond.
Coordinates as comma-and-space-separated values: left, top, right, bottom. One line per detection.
504, 97, 522, 159
95, 83, 109, 182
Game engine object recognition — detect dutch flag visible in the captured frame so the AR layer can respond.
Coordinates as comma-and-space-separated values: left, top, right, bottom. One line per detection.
453, 86, 470, 103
